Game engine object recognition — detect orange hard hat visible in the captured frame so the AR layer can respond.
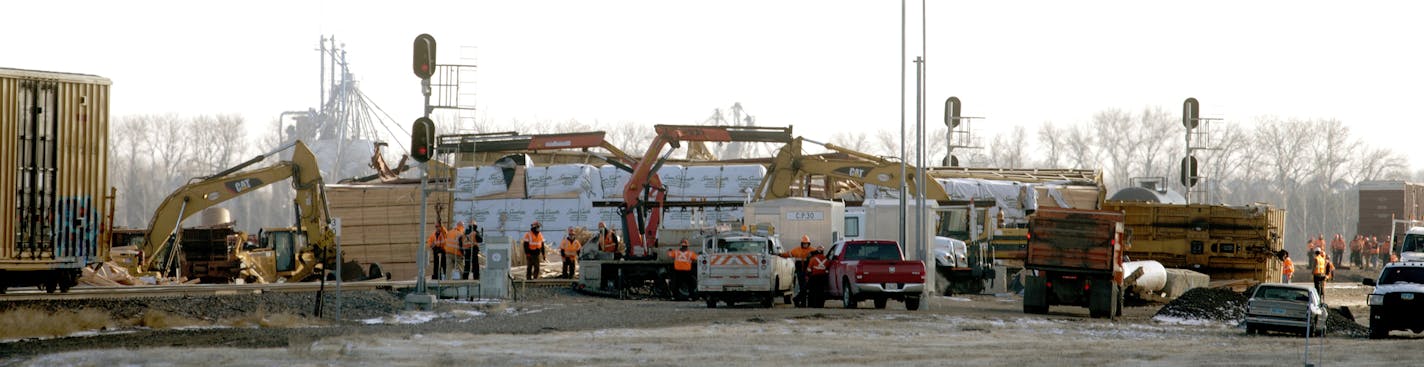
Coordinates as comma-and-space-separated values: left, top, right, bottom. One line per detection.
800, 235, 811, 244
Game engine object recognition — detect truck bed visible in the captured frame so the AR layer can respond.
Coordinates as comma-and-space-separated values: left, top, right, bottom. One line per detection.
1026, 208, 1124, 273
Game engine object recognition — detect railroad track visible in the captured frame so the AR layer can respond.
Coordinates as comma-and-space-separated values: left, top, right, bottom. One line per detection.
0, 278, 575, 301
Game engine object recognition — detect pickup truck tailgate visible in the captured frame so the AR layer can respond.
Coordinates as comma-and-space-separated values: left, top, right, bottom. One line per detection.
852, 260, 925, 283
706, 254, 762, 277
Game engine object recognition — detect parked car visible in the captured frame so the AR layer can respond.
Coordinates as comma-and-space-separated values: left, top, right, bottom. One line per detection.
1243, 283, 1327, 336
1362, 261, 1424, 339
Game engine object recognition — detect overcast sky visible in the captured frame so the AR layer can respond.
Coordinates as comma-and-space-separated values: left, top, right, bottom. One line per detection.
5, 1, 1421, 171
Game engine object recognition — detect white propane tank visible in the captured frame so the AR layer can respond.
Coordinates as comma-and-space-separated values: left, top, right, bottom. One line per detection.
199, 207, 234, 228
1122, 260, 1167, 292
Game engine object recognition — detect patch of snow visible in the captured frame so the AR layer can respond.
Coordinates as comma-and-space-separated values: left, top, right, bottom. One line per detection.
1151, 315, 1234, 327
942, 296, 973, 302
362, 311, 439, 325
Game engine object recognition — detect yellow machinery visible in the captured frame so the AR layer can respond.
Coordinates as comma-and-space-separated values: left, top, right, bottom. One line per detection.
1103, 200, 1285, 283
138, 140, 337, 282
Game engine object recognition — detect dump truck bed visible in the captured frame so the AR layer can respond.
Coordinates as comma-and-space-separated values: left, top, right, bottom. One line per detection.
1026, 208, 1124, 273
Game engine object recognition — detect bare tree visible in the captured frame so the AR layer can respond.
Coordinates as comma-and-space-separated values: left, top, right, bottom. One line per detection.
1036, 121, 1066, 168
830, 131, 873, 153
989, 126, 1029, 168
1063, 123, 1100, 171
873, 129, 900, 158
189, 114, 249, 174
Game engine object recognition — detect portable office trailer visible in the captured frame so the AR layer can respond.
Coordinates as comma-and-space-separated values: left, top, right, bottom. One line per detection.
0, 68, 111, 293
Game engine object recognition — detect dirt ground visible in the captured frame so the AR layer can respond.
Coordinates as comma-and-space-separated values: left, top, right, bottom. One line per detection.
1, 278, 1417, 367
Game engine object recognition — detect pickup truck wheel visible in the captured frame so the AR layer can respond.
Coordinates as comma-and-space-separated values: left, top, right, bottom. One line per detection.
904, 297, 921, 311
873, 297, 888, 309
842, 280, 856, 309
1369, 324, 1388, 339
706, 297, 718, 308
762, 291, 775, 308
1245, 323, 1258, 335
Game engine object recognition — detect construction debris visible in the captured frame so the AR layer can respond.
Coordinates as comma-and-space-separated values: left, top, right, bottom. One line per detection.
1153, 287, 1247, 322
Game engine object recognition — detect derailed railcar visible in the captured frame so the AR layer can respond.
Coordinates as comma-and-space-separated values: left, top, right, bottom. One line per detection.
0, 68, 110, 293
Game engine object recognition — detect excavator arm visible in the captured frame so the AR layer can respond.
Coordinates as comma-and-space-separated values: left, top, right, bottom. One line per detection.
620, 125, 793, 258
757, 137, 951, 202
140, 141, 332, 279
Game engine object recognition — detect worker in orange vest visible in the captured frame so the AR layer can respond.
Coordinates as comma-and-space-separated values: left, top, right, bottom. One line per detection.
667, 239, 698, 301
1350, 235, 1365, 268
461, 220, 483, 280
521, 221, 546, 280
1309, 248, 1328, 297
560, 228, 583, 279
1329, 234, 1345, 268
597, 221, 622, 260
440, 221, 466, 279
806, 247, 830, 308
427, 222, 448, 280
1280, 250, 1294, 283
780, 235, 815, 306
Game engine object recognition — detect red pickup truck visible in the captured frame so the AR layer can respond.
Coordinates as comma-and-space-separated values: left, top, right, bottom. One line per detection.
824, 240, 927, 310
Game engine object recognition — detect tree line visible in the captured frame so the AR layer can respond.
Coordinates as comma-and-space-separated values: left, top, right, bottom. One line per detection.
111, 109, 1420, 251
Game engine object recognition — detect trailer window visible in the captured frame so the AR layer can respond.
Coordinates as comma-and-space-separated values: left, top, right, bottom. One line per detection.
844, 217, 861, 238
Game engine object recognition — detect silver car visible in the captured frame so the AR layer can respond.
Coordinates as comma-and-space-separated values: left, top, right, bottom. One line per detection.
1244, 283, 1328, 336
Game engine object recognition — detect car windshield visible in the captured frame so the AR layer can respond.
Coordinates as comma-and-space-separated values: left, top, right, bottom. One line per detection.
1255, 287, 1312, 303
843, 243, 901, 261
713, 239, 769, 254
1378, 267, 1424, 285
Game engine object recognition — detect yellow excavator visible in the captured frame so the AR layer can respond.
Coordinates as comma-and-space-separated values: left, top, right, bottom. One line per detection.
136, 140, 338, 283
755, 137, 999, 295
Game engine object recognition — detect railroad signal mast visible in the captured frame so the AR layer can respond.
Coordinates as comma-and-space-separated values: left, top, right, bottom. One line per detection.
943, 96, 982, 167
1181, 97, 1220, 204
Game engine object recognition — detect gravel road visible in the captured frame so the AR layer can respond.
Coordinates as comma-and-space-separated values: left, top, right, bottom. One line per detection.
1, 281, 1416, 366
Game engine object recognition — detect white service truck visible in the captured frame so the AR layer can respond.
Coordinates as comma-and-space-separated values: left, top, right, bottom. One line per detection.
697, 232, 795, 308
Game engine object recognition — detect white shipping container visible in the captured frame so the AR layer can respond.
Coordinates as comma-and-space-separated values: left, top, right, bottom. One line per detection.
658, 165, 690, 197
526, 164, 598, 197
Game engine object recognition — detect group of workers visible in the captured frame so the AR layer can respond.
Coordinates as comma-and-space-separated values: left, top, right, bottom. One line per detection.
425, 220, 483, 280
1279, 233, 1402, 298
431, 219, 836, 307
1311, 233, 1396, 270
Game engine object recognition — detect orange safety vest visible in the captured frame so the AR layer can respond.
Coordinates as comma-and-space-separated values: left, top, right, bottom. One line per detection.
1313, 254, 1328, 276
599, 230, 618, 253
783, 246, 813, 261
442, 224, 464, 256
427, 227, 446, 249
1330, 238, 1345, 251
808, 254, 829, 275
1282, 257, 1294, 276
669, 249, 697, 271
523, 232, 545, 251
561, 237, 582, 258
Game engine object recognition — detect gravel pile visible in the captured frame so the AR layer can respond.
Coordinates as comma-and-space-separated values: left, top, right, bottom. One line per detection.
1325, 307, 1368, 337
0, 290, 403, 322
1153, 287, 1247, 322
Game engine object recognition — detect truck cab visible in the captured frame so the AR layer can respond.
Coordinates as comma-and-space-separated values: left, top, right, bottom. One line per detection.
697, 232, 795, 308
1399, 227, 1424, 262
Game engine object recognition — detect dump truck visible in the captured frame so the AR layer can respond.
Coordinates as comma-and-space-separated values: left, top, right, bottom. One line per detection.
1022, 208, 1126, 318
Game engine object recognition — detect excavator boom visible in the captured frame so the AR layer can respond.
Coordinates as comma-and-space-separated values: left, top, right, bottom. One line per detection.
139, 141, 332, 281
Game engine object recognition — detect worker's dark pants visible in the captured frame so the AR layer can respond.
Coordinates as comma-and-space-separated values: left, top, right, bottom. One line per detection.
525, 248, 541, 280
1331, 249, 1344, 267
671, 270, 695, 301
561, 256, 577, 279
1349, 250, 1361, 267
432, 249, 447, 280
793, 260, 808, 306
1313, 275, 1327, 297
462, 247, 479, 280
807, 273, 829, 308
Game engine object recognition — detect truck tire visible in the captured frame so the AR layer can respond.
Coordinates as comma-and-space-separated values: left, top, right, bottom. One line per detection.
905, 297, 921, 311
842, 280, 856, 309
1245, 322, 1259, 335
706, 297, 718, 308
1369, 321, 1388, 339
1022, 274, 1048, 314
1088, 277, 1117, 319
874, 297, 888, 309
762, 291, 775, 308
